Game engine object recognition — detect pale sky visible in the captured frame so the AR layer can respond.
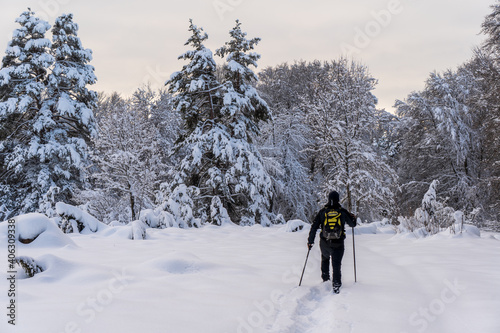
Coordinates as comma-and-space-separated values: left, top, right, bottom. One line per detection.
0, 0, 494, 113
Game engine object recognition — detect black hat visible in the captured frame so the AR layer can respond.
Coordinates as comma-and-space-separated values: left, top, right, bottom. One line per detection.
328, 191, 339, 206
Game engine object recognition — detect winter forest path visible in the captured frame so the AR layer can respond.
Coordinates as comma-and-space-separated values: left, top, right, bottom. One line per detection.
266, 233, 500, 333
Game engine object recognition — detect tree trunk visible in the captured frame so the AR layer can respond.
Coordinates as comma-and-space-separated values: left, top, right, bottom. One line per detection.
128, 183, 136, 221
346, 184, 353, 212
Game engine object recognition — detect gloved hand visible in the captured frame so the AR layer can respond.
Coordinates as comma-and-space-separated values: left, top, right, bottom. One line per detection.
348, 213, 357, 227
307, 243, 313, 250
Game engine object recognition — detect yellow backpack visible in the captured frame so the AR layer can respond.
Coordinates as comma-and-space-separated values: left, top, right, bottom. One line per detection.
322, 209, 343, 240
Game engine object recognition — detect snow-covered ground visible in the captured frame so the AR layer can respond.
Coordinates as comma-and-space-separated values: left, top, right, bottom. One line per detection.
1, 215, 499, 333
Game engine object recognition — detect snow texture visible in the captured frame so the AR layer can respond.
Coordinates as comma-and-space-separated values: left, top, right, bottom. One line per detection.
0, 214, 498, 333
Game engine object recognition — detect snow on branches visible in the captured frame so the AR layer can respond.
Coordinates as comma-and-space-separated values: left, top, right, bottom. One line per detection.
0, 10, 97, 220
162, 20, 273, 226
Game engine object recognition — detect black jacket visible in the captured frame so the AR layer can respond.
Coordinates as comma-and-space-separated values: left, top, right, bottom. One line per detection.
308, 204, 356, 244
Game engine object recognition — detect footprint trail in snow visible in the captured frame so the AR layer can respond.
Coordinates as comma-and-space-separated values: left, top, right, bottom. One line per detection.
269, 283, 353, 333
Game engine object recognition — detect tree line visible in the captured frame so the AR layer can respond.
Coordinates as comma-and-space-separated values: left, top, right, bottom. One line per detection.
1, 4, 499, 231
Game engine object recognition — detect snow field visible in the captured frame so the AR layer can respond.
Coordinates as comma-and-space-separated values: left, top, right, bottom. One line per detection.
271, 230, 500, 333
0, 219, 499, 333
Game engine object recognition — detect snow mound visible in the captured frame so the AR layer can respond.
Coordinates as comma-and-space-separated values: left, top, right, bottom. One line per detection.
351, 222, 378, 235
347, 219, 396, 235
97, 221, 148, 240
448, 223, 481, 238
13, 254, 86, 283
16, 256, 44, 278
131, 220, 148, 240
23, 254, 79, 283
144, 251, 214, 274
99, 224, 136, 239
139, 208, 178, 228
392, 227, 427, 239
55, 202, 107, 234
395, 224, 481, 239
284, 219, 307, 232
0, 213, 75, 248
108, 220, 126, 227
97, 220, 149, 240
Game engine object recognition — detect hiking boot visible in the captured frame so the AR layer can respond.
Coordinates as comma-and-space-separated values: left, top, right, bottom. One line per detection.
333, 284, 341, 294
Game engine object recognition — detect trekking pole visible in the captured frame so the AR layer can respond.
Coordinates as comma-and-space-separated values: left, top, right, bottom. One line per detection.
298, 247, 311, 286
352, 226, 357, 283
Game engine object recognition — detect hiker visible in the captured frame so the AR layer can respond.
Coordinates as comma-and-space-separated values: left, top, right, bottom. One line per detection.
307, 191, 356, 293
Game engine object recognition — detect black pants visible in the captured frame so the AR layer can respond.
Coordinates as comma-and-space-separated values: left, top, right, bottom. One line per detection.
319, 238, 345, 286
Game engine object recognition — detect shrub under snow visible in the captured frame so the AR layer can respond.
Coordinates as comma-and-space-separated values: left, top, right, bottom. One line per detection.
397, 180, 481, 237
0, 213, 75, 248
55, 202, 107, 234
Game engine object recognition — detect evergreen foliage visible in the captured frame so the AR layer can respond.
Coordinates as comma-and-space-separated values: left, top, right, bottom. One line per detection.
0, 10, 97, 220
163, 20, 273, 226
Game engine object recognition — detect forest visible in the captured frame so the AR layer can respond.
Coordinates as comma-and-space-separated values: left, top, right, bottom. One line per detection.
1, 5, 499, 233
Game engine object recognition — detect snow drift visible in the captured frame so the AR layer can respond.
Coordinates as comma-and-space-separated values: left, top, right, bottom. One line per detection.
0, 213, 75, 248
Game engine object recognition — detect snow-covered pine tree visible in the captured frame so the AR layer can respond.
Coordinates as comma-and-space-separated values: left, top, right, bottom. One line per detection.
215, 20, 270, 136
303, 59, 397, 221
161, 20, 222, 226
36, 13, 98, 214
213, 20, 273, 225
163, 20, 273, 226
167, 19, 220, 135
0, 9, 54, 219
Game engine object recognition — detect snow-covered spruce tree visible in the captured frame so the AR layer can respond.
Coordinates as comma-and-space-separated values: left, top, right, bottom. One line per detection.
163, 20, 273, 226
213, 20, 273, 225
303, 59, 397, 221
215, 20, 271, 137
161, 20, 221, 227
0, 11, 97, 219
167, 19, 220, 136
0, 9, 54, 218
37, 13, 97, 214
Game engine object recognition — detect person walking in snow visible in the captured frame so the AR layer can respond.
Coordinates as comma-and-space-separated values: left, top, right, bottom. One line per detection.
307, 191, 356, 293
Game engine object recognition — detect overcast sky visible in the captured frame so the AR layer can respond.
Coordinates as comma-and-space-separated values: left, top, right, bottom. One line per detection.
0, 0, 494, 112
